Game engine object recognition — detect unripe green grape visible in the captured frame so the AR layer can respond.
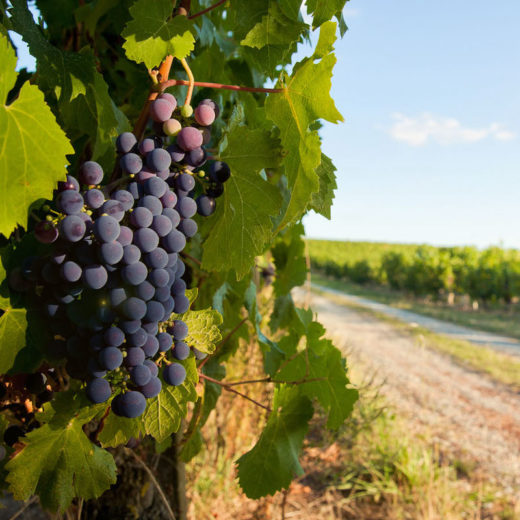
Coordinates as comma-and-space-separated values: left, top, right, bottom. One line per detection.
181, 104, 193, 118
163, 118, 182, 136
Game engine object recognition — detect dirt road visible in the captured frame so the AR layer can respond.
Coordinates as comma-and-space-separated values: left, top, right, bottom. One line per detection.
301, 289, 520, 494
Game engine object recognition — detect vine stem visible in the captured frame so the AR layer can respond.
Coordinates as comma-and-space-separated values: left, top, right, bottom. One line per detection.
179, 58, 195, 107
125, 448, 177, 520
199, 373, 271, 412
159, 78, 283, 94
188, 0, 227, 19
92, 406, 111, 442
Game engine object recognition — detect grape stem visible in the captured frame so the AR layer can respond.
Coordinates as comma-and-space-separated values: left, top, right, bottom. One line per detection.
159, 78, 283, 94
199, 373, 271, 412
188, 0, 227, 19
179, 58, 195, 107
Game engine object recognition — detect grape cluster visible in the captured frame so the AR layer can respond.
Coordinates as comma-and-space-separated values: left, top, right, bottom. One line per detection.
10, 93, 229, 419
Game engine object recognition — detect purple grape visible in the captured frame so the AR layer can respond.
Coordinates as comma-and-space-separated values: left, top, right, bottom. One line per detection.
162, 297, 175, 320
209, 161, 231, 183
160, 190, 177, 208
144, 359, 159, 377
150, 98, 174, 123
104, 327, 125, 347
130, 206, 153, 228
177, 127, 203, 152
138, 195, 163, 216
99, 347, 123, 370
122, 244, 141, 265
144, 177, 168, 198
139, 138, 156, 155
109, 287, 127, 307
87, 358, 106, 378
120, 320, 141, 334
159, 92, 177, 110
149, 268, 169, 288
57, 190, 84, 214
173, 341, 190, 360
151, 215, 173, 237
59, 215, 86, 242
144, 247, 168, 269
163, 363, 186, 386
175, 173, 196, 192
178, 218, 197, 238
60, 260, 82, 282
130, 365, 152, 386
79, 161, 104, 185
140, 377, 161, 398
196, 195, 216, 217
154, 286, 170, 302
167, 253, 178, 268
134, 280, 154, 302
101, 200, 125, 222
93, 215, 120, 242
162, 229, 186, 253
116, 132, 137, 154
145, 300, 164, 322
128, 181, 143, 200
35, 221, 59, 244
200, 127, 211, 145
170, 320, 188, 340
125, 347, 145, 367
122, 261, 148, 285
162, 208, 181, 228
86, 378, 111, 404
147, 148, 172, 172
207, 182, 224, 198
84, 189, 105, 209
120, 153, 143, 175
167, 143, 185, 163
113, 190, 134, 211
136, 169, 156, 183
193, 348, 207, 360
176, 197, 197, 218
142, 334, 159, 357
116, 391, 147, 418
157, 332, 173, 352
175, 260, 185, 278
163, 118, 182, 136
117, 226, 133, 246
172, 278, 187, 295
194, 104, 215, 126
100, 241, 124, 264
127, 328, 147, 347
121, 297, 147, 320
58, 174, 80, 192
199, 98, 220, 117
134, 228, 159, 253
173, 294, 190, 314
83, 264, 108, 289
142, 321, 159, 335
157, 170, 170, 180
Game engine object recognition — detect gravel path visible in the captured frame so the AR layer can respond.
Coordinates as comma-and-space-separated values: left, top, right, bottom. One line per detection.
300, 289, 520, 495
314, 284, 520, 355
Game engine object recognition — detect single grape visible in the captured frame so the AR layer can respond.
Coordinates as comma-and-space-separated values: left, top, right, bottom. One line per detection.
173, 294, 190, 314
163, 363, 186, 386
116, 132, 138, 154
144, 300, 164, 322
79, 161, 104, 185
120, 153, 143, 175
136, 169, 155, 184
117, 226, 133, 247
120, 320, 142, 334
57, 190, 84, 215
196, 195, 216, 217
144, 247, 168, 269
160, 190, 177, 209
127, 328, 147, 348
142, 334, 159, 357
84, 188, 105, 209
176, 197, 197, 218
154, 286, 170, 302
157, 332, 173, 352
149, 268, 169, 288
150, 98, 174, 123
104, 326, 125, 347
83, 264, 108, 289
88, 358, 107, 378
35, 221, 59, 244
162, 208, 181, 228
139, 138, 156, 156
177, 127, 203, 151
135, 280, 155, 301
125, 347, 145, 367
86, 378, 112, 404
144, 359, 159, 377
128, 181, 143, 200
175, 173, 196, 192
167, 143, 185, 163
140, 376, 162, 398
167, 252, 178, 268
99, 346, 123, 370
181, 104, 193, 117
142, 321, 159, 335
162, 229, 186, 253
159, 92, 177, 109
151, 214, 173, 237
121, 297, 147, 320
193, 348, 207, 360
130, 206, 153, 228
100, 241, 124, 264
178, 218, 198, 238
122, 244, 141, 265
121, 261, 148, 285
170, 319, 188, 340
93, 215, 120, 242
138, 195, 163, 216
175, 260, 186, 278
26, 373, 47, 394
134, 228, 159, 253
116, 391, 147, 418
144, 177, 168, 198
163, 118, 182, 136
59, 215, 87, 242
185, 146, 207, 168
199, 98, 220, 117
109, 287, 128, 307
57, 174, 80, 192
157, 169, 169, 180
207, 182, 224, 198
147, 148, 172, 172
60, 260, 82, 282
113, 189, 134, 211
101, 200, 125, 222
130, 364, 152, 386
162, 297, 175, 320
194, 103, 216, 126
173, 341, 190, 360
172, 278, 187, 295
209, 161, 231, 183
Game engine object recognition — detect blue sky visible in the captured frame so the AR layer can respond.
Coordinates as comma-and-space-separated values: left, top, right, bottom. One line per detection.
303, 0, 520, 249
10, 2, 520, 248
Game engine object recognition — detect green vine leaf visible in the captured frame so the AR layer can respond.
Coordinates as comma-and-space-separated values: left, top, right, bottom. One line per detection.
237, 386, 313, 498
309, 153, 338, 219
5, 392, 116, 512
122, 0, 195, 67
142, 357, 198, 442
0, 32, 73, 237
201, 126, 283, 278
179, 307, 223, 355
306, 0, 349, 29
98, 411, 142, 448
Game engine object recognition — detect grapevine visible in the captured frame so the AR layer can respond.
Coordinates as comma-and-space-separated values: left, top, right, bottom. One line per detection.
0, 0, 357, 516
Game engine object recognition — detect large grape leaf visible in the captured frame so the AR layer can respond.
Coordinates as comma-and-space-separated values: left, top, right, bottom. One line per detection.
265, 21, 342, 227
5, 392, 116, 512
309, 153, 338, 219
142, 357, 198, 442
0, 32, 73, 237
122, 0, 195, 68
307, 0, 349, 29
180, 307, 223, 355
201, 126, 283, 278
237, 386, 313, 498
98, 411, 142, 448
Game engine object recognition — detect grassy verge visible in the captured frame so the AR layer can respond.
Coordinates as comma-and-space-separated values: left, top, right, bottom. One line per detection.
313, 286, 520, 390
186, 352, 518, 519
311, 272, 520, 341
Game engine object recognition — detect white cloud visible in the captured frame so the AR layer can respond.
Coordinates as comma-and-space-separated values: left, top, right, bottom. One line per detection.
388, 113, 516, 146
